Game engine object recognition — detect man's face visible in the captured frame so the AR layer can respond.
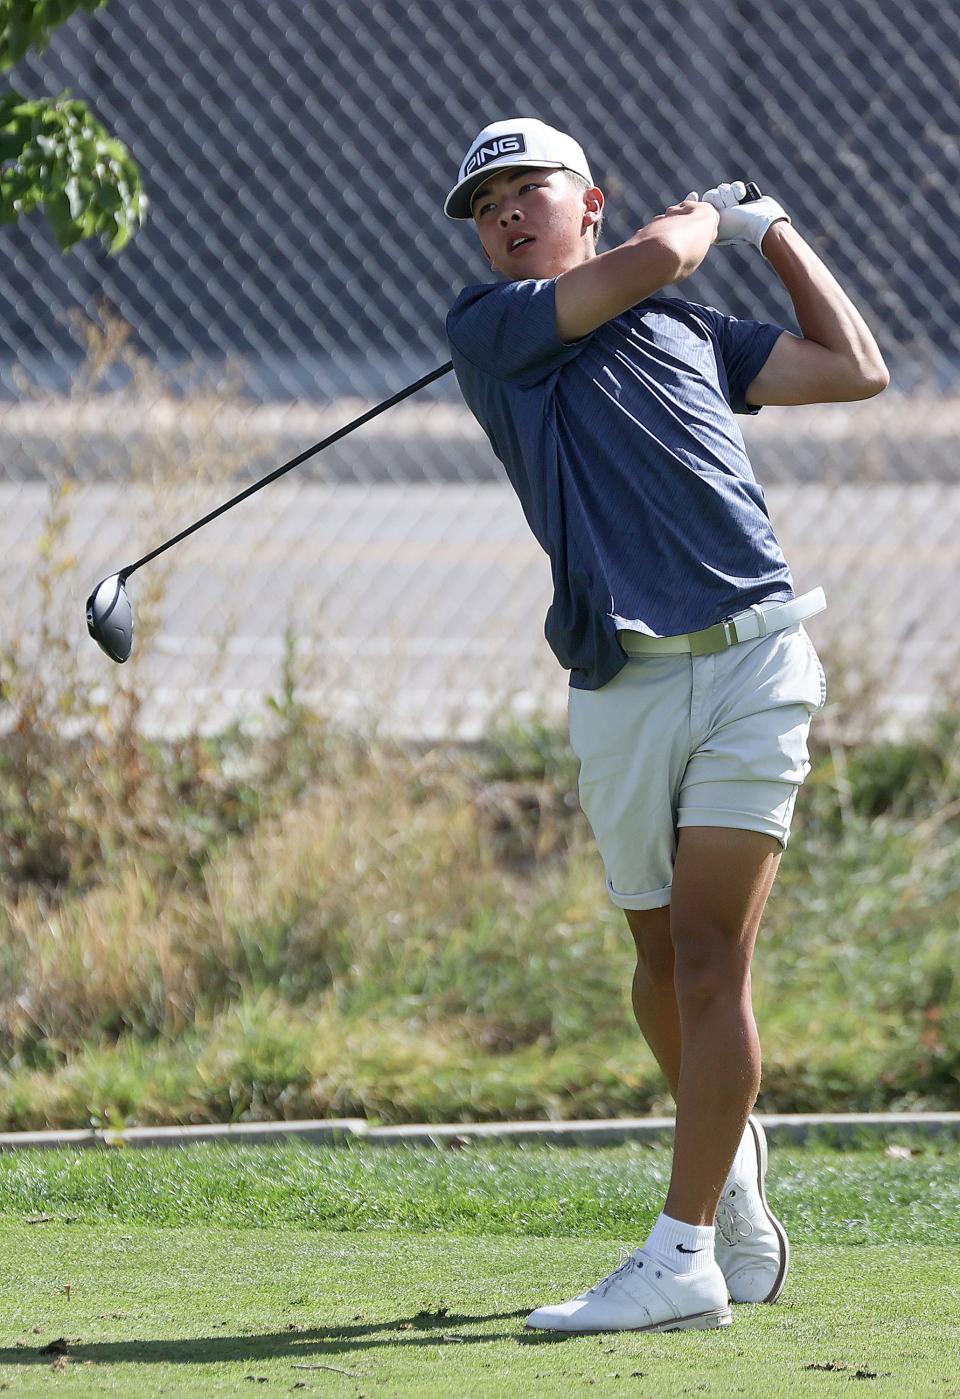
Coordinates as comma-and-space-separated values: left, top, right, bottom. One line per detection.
470, 166, 600, 279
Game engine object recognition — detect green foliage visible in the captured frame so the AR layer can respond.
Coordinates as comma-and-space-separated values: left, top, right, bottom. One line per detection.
1, 714, 960, 1126
844, 708, 960, 819
477, 711, 579, 786
3, 631, 960, 1126
0, 0, 110, 68
0, 728, 261, 895
0, 0, 146, 249
0, 88, 146, 249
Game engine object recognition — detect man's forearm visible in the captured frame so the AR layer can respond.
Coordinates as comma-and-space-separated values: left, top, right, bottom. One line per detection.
555, 202, 718, 343
760, 222, 888, 389
640, 200, 720, 280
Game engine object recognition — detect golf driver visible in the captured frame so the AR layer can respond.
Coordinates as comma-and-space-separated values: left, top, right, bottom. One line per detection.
85, 361, 453, 661
86, 182, 764, 663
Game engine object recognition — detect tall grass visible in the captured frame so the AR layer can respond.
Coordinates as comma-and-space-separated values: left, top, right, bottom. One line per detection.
1, 691, 958, 1127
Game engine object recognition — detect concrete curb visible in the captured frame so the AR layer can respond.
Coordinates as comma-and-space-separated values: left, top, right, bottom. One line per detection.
0, 1112, 958, 1153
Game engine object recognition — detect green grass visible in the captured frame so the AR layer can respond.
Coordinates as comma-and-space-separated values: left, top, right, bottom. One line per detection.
0, 1144, 958, 1395
1, 1142, 959, 1242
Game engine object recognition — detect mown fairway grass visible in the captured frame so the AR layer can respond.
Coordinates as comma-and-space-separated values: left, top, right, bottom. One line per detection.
0, 1142, 957, 1396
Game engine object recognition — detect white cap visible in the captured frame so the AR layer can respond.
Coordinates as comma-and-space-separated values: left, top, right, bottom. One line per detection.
444, 117, 593, 220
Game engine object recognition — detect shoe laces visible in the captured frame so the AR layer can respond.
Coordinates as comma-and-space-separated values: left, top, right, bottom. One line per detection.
588, 1246, 639, 1296
716, 1188, 754, 1246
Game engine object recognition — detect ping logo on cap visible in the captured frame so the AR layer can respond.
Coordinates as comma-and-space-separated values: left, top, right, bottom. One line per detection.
464, 132, 527, 177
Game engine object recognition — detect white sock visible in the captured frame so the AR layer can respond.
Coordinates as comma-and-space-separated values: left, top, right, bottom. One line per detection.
642, 1212, 716, 1275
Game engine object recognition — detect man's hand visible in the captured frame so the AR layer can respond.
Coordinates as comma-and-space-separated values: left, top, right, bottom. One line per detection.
698, 181, 790, 252
649, 195, 719, 244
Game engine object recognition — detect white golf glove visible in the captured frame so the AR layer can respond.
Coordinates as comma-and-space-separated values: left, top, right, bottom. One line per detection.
697, 181, 790, 251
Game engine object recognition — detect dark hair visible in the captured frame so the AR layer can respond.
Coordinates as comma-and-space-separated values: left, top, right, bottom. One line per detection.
563, 169, 603, 245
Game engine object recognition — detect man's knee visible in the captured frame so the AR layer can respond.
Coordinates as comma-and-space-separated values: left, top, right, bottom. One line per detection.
671, 923, 753, 1010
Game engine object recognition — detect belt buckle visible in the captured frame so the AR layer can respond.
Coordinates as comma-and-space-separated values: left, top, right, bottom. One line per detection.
722, 604, 768, 648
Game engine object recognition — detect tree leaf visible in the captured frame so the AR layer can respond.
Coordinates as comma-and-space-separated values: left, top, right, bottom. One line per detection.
0, 85, 145, 252
43, 184, 78, 246
0, 0, 112, 69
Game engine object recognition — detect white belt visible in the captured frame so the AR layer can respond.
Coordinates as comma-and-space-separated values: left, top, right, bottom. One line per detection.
617, 587, 826, 657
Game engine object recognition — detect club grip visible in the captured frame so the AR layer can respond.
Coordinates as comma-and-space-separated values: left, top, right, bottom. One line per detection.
739, 181, 762, 203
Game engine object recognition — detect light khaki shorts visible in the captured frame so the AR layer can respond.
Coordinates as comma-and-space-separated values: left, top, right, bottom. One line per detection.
567, 623, 827, 911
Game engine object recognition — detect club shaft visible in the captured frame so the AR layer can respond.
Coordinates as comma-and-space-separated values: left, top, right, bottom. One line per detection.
118, 360, 454, 582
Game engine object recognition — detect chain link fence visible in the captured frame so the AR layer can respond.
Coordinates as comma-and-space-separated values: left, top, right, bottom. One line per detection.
2, 0, 959, 737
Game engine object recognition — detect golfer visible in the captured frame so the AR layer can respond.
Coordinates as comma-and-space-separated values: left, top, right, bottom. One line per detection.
443, 118, 887, 1333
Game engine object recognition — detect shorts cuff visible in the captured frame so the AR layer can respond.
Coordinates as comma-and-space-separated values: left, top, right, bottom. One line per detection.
607, 879, 673, 911
678, 808, 790, 851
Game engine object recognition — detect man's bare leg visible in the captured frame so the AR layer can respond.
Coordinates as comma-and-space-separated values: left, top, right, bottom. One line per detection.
626, 905, 681, 1097
525, 825, 778, 1332
662, 826, 781, 1226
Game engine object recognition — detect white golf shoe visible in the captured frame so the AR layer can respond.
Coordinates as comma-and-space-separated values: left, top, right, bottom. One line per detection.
525, 1248, 731, 1333
715, 1115, 790, 1303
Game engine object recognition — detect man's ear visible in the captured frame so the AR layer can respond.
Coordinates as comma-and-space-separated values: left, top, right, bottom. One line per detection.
582, 185, 604, 230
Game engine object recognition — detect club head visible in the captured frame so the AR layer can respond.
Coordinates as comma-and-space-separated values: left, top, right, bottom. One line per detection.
86, 574, 133, 663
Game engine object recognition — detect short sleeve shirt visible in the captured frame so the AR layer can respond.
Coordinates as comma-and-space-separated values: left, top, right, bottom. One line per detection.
445, 277, 794, 689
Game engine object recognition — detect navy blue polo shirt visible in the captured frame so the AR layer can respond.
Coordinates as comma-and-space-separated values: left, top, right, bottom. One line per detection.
445, 277, 795, 689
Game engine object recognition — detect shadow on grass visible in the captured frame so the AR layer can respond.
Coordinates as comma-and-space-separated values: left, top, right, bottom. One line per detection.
0, 1306, 577, 1367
